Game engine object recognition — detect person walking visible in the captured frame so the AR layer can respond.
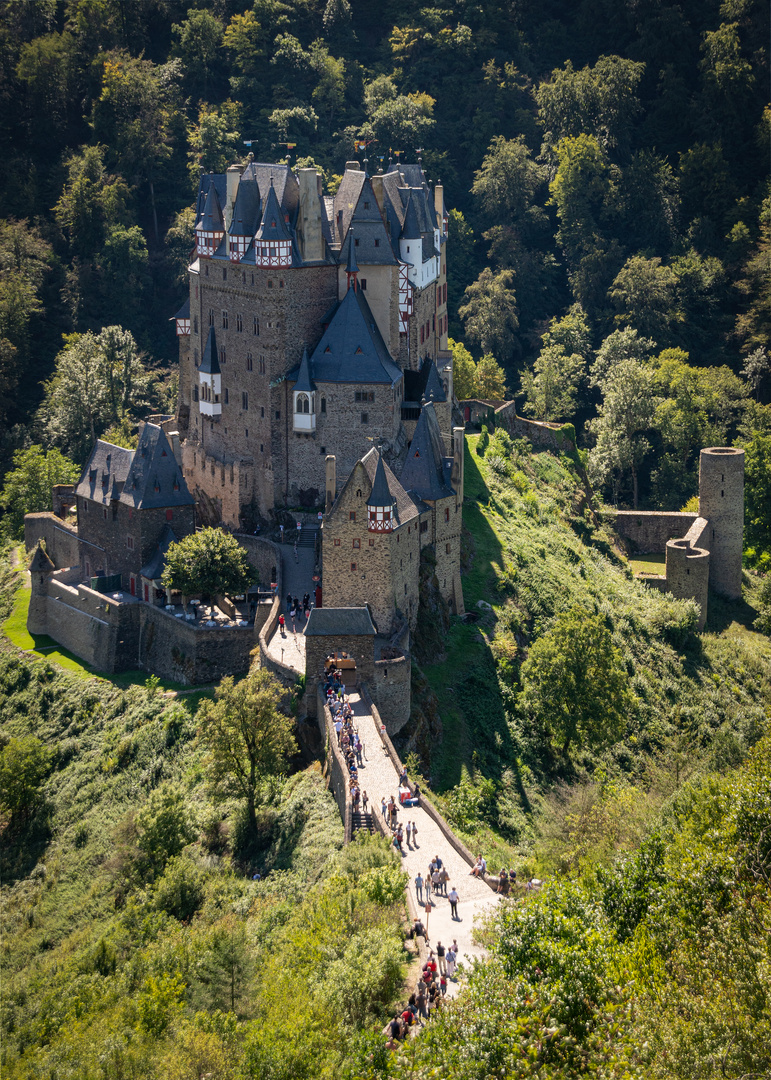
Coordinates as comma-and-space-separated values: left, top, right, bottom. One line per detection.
362, 790, 368, 813
431, 866, 442, 898
381, 796, 387, 820
411, 820, 418, 848
425, 873, 432, 901
446, 945, 457, 979
436, 941, 446, 976
414, 871, 424, 904
278, 613, 286, 636
448, 885, 459, 920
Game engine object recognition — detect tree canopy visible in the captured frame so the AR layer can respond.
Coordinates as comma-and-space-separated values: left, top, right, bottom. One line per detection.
161, 528, 256, 601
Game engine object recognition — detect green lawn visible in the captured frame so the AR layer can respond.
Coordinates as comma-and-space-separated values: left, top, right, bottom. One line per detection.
2, 573, 194, 692
629, 552, 666, 576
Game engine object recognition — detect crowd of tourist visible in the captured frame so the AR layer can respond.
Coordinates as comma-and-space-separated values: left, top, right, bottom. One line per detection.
384, 937, 462, 1045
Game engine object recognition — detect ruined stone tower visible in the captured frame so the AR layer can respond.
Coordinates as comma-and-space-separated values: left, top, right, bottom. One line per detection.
698, 447, 745, 600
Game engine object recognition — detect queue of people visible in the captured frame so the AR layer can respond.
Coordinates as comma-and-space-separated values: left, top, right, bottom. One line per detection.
384, 941, 460, 1046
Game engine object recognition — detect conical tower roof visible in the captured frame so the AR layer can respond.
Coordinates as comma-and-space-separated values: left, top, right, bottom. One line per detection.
256, 180, 292, 242
294, 347, 315, 393
366, 452, 394, 507
196, 179, 224, 232
200, 326, 220, 375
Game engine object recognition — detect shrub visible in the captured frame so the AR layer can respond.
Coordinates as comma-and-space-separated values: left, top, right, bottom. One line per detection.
153, 855, 206, 921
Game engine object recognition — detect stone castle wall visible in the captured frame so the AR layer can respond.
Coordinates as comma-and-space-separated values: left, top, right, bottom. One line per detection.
24, 513, 80, 568
613, 511, 699, 553
372, 652, 411, 734
316, 685, 352, 842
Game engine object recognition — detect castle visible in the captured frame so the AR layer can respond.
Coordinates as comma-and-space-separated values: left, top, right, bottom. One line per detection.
24, 158, 464, 722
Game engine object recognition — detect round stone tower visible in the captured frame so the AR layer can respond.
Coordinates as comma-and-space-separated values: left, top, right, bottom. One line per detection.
698, 447, 745, 600
665, 538, 710, 630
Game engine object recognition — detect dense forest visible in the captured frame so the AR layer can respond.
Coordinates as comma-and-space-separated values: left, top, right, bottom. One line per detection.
0, 0, 769, 527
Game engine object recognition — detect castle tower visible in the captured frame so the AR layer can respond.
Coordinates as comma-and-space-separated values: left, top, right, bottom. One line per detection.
698, 447, 745, 600
28, 541, 54, 635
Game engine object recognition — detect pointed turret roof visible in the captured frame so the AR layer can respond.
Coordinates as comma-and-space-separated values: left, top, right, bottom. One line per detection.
366, 452, 393, 507
200, 326, 220, 375
422, 357, 447, 403
399, 402, 454, 502
120, 425, 194, 511
344, 230, 359, 275
401, 190, 423, 240
196, 179, 224, 233
294, 348, 315, 393
256, 181, 292, 242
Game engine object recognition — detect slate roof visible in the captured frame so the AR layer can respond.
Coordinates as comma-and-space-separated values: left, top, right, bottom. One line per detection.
173, 296, 190, 321
339, 178, 398, 266
332, 168, 366, 244
196, 180, 224, 233
401, 191, 422, 239
140, 524, 177, 581
294, 348, 315, 393
304, 606, 376, 636
76, 440, 134, 504
229, 175, 261, 237
403, 356, 447, 404
195, 173, 226, 227
241, 161, 299, 217
120, 425, 194, 510
366, 453, 393, 507
200, 326, 220, 375
296, 286, 402, 386
255, 181, 293, 243
399, 402, 455, 503
359, 448, 420, 525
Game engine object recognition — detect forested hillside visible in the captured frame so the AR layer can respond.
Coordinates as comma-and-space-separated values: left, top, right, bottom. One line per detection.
0, 0, 768, 529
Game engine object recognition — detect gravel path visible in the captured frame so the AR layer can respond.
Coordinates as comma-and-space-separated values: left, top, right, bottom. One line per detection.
347, 692, 500, 995
264, 543, 316, 673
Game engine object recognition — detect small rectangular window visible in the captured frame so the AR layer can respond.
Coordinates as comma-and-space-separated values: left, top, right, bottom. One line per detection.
353, 539, 360, 549
223, 268, 227, 281
360, 278, 367, 290
334, 538, 341, 546
224, 388, 229, 404
420, 520, 428, 534
102, 507, 107, 520
222, 310, 228, 329
446, 543, 451, 553
361, 412, 368, 424
167, 509, 174, 522
236, 313, 243, 332
246, 354, 253, 371
369, 538, 374, 546
261, 406, 265, 418
349, 511, 356, 522
351, 562, 357, 571
126, 535, 134, 551
276, 410, 281, 419
253, 316, 259, 335
242, 392, 249, 410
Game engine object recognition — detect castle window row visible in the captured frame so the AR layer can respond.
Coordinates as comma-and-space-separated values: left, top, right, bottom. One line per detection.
355, 391, 374, 403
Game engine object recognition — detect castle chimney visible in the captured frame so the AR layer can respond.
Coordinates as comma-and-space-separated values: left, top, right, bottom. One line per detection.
297, 168, 325, 263
225, 164, 243, 231
370, 174, 387, 216
325, 455, 336, 514
345, 160, 361, 171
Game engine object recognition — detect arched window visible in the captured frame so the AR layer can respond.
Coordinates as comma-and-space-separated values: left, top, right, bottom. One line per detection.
320, 397, 326, 413
296, 393, 310, 414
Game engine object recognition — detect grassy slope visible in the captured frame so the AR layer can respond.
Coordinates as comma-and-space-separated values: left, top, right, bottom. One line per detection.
417, 433, 771, 872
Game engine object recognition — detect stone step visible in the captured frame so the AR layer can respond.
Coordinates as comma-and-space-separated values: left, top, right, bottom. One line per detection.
351, 810, 374, 835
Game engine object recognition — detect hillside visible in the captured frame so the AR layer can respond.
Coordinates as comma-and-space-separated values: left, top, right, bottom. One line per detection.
403, 432, 771, 873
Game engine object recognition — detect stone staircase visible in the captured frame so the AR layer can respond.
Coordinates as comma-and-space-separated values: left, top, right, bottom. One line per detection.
351, 809, 375, 837
296, 524, 319, 549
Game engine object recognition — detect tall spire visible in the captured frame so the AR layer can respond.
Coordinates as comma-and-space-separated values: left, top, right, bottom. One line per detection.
345, 228, 359, 291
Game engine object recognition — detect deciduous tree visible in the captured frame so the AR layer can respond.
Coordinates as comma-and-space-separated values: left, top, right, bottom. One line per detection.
161, 528, 256, 602
520, 607, 634, 757
0, 735, 51, 824
0, 445, 79, 540
197, 669, 296, 837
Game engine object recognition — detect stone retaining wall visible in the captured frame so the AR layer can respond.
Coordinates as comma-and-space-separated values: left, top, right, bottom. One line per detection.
257, 597, 300, 687
316, 684, 352, 842
372, 652, 411, 735
613, 510, 698, 553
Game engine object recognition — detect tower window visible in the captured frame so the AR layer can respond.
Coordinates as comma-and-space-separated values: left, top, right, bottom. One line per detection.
320, 397, 326, 413
253, 316, 259, 335
193, 316, 198, 334
222, 310, 228, 329
209, 309, 214, 326
223, 268, 227, 281
334, 538, 341, 546
236, 313, 243, 332
246, 353, 253, 371
361, 412, 368, 424
444, 507, 450, 522
242, 392, 249, 410
224, 388, 229, 404
353, 539, 360, 549
351, 563, 357, 571
349, 511, 356, 522
295, 393, 310, 414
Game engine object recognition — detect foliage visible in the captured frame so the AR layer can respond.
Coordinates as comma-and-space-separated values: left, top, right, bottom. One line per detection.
520, 344, 585, 421
135, 784, 194, 875
742, 429, 771, 568
161, 527, 256, 601
459, 268, 519, 363
0, 445, 79, 540
197, 669, 296, 837
0, 735, 51, 823
520, 606, 635, 756
37, 326, 152, 462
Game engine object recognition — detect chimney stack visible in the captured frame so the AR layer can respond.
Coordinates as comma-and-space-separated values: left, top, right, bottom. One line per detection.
325, 455, 336, 514
297, 168, 325, 264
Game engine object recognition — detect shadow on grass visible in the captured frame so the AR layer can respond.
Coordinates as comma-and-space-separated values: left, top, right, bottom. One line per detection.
705, 588, 761, 635
0, 809, 52, 884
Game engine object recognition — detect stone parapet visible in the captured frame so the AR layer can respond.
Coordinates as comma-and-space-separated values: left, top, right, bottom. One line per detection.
316, 684, 352, 843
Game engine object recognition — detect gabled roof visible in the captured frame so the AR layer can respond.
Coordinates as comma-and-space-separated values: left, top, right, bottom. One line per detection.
140, 524, 177, 581
241, 161, 299, 216
304, 606, 376, 636
340, 178, 398, 266
196, 180, 224, 233
256, 181, 293, 243
200, 326, 220, 375
229, 175, 261, 237
76, 440, 134, 504
120, 425, 194, 510
399, 402, 454, 503
401, 190, 422, 240
366, 453, 393, 507
302, 286, 402, 385
332, 167, 367, 244
294, 348, 315, 393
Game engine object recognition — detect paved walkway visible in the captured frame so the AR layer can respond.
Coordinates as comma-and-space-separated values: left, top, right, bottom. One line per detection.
264, 543, 316, 674
346, 692, 500, 996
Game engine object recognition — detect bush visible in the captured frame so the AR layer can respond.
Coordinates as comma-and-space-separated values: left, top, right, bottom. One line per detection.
153, 855, 206, 921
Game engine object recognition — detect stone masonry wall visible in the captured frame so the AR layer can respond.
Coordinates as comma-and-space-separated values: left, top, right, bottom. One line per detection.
316, 685, 352, 842
137, 606, 256, 684
305, 631, 375, 689
24, 513, 80, 568
372, 653, 411, 734
613, 511, 699, 553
